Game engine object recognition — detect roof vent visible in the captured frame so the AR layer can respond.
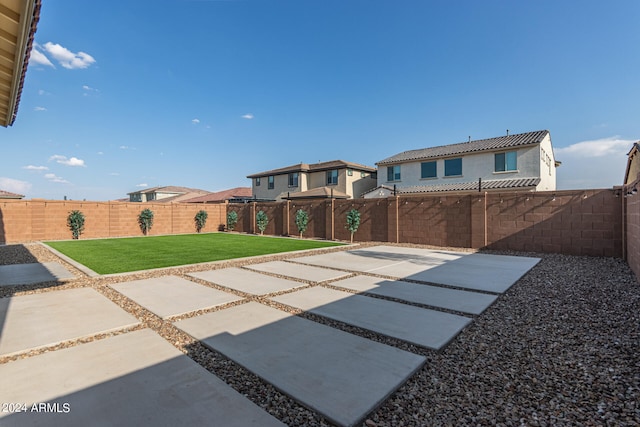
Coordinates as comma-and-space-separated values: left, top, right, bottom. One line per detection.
468, 136, 471, 143
506, 129, 510, 136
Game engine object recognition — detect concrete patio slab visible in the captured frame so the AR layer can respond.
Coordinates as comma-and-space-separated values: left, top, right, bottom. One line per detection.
0, 262, 75, 287
403, 253, 541, 293
0, 288, 139, 357
174, 302, 425, 427
109, 276, 243, 319
0, 329, 285, 427
272, 287, 472, 349
244, 260, 351, 282
331, 275, 498, 315
189, 268, 307, 295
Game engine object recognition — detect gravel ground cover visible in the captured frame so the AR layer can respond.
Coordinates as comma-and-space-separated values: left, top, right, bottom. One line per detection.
0, 242, 638, 426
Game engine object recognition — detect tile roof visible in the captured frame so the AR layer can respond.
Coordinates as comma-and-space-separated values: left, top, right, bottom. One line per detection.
377, 130, 550, 165
247, 160, 376, 178
183, 187, 253, 203
0, 190, 25, 199
395, 178, 541, 194
283, 186, 350, 199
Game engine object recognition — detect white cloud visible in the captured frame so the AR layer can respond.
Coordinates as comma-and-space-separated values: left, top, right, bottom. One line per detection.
242, 114, 254, 120
136, 183, 148, 188
0, 177, 32, 194
192, 118, 200, 124
23, 165, 49, 171
41, 42, 96, 70
34, 106, 47, 111
44, 173, 69, 184
49, 154, 86, 167
30, 46, 54, 67
555, 136, 633, 158
97, 151, 104, 155
555, 136, 635, 190
109, 172, 119, 176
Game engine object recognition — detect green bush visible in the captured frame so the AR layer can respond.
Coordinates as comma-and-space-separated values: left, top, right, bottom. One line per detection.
295, 209, 309, 238
256, 210, 268, 235
345, 208, 361, 243
195, 210, 208, 233
138, 208, 154, 235
227, 210, 238, 231
67, 210, 85, 240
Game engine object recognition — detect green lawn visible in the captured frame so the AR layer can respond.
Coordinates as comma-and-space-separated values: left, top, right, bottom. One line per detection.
44, 233, 343, 274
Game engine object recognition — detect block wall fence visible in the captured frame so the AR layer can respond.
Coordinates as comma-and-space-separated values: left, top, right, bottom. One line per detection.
0, 200, 226, 243
0, 188, 638, 281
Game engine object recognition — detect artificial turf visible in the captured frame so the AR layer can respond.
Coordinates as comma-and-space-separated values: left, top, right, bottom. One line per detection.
44, 233, 343, 274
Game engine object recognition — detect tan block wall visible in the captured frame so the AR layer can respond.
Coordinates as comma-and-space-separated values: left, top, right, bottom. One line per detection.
626, 174, 640, 280
0, 201, 226, 243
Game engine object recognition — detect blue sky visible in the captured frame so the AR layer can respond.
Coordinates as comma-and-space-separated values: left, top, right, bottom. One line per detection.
1, 0, 639, 200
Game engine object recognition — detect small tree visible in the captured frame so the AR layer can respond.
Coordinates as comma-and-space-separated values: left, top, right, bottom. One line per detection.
295, 209, 309, 238
138, 208, 154, 235
227, 210, 238, 231
67, 210, 85, 240
345, 208, 361, 243
194, 210, 208, 233
256, 210, 268, 235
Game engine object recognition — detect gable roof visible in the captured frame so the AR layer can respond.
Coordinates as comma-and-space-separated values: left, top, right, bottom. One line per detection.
283, 186, 350, 199
624, 142, 640, 185
183, 187, 252, 203
395, 177, 541, 194
377, 130, 550, 165
247, 160, 376, 178
1, 0, 41, 127
0, 189, 25, 199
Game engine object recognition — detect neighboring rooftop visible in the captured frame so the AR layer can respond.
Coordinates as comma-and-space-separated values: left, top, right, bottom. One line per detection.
247, 160, 376, 178
0, 189, 25, 199
377, 130, 550, 165
395, 178, 541, 194
183, 187, 253, 203
127, 186, 212, 203
1, 0, 41, 127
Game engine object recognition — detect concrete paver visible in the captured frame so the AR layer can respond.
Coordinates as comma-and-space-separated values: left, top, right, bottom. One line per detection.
271, 287, 472, 349
0, 329, 285, 427
0, 288, 139, 357
331, 275, 498, 315
244, 260, 351, 282
0, 262, 75, 287
174, 302, 425, 427
189, 267, 307, 295
109, 275, 243, 319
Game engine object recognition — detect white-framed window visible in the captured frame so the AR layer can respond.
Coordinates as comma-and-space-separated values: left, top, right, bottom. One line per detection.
387, 165, 401, 181
495, 151, 517, 172
255, 177, 261, 186
326, 169, 338, 185
268, 175, 274, 189
288, 172, 299, 187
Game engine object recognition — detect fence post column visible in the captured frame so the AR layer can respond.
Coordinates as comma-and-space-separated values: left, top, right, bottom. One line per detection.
285, 200, 290, 236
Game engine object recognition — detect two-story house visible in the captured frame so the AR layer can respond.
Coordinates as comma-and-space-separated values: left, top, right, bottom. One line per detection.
247, 160, 377, 201
366, 130, 560, 197
127, 186, 211, 203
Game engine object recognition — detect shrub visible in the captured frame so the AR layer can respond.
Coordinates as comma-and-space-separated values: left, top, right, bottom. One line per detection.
227, 210, 238, 231
345, 208, 361, 243
195, 210, 208, 233
138, 208, 154, 235
256, 210, 268, 235
67, 210, 85, 240
295, 209, 309, 238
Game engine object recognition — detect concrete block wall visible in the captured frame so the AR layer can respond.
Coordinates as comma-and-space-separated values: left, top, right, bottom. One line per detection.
0, 200, 226, 243
626, 174, 640, 279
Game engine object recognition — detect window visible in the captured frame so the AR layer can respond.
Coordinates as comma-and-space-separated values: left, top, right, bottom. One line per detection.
371, 172, 377, 180
387, 165, 401, 181
361, 171, 366, 178
255, 177, 261, 187
268, 175, 274, 189
347, 169, 353, 176
444, 158, 462, 176
288, 172, 299, 187
326, 169, 338, 185
495, 151, 517, 172
421, 161, 437, 179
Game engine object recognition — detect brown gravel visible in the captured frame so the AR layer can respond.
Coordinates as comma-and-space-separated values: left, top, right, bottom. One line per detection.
0, 242, 639, 426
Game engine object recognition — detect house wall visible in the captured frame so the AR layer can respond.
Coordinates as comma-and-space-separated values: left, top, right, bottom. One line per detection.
378, 145, 544, 190
348, 170, 378, 198
537, 133, 557, 191
0, 200, 226, 243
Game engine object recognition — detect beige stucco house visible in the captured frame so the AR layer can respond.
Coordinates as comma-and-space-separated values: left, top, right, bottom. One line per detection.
127, 186, 211, 203
624, 142, 640, 187
247, 160, 377, 201
366, 130, 560, 197
1, 0, 41, 127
